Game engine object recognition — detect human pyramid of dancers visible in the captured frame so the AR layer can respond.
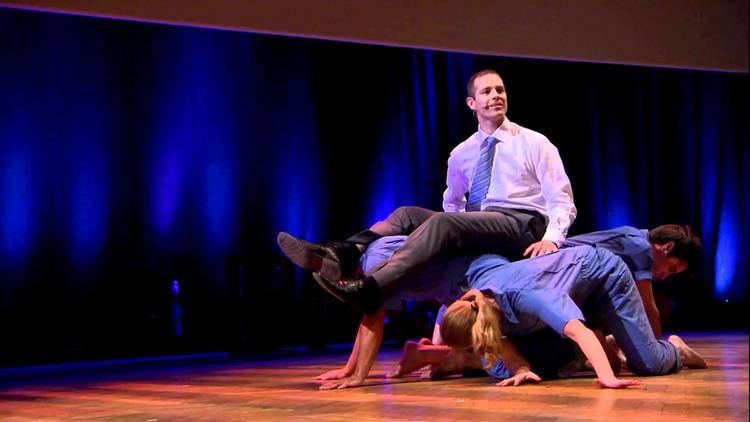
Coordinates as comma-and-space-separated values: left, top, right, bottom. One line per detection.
278, 69, 707, 390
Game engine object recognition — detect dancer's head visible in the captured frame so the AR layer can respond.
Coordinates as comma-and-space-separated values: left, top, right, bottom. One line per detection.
648, 224, 703, 280
440, 289, 504, 367
466, 70, 508, 125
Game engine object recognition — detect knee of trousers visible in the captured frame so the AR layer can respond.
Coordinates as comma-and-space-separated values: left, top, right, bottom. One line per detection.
423, 212, 462, 233
390, 206, 420, 220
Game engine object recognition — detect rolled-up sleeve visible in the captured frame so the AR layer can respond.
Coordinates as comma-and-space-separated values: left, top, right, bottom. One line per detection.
533, 140, 576, 244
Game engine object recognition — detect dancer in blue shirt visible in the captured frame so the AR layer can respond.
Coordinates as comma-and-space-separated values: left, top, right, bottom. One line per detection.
371, 224, 699, 340
319, 237, 704, 389
560, 224, 700, 337
381, 224, 700, 380
438, 246, 705, 388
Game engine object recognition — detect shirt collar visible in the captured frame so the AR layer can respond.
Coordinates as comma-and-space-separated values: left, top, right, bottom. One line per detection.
476, 118, 513, 144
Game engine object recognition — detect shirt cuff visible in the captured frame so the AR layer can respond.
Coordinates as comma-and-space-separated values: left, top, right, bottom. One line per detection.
542, 228, 565, 245
484, 359, 511, 379
442, 204, 466, 213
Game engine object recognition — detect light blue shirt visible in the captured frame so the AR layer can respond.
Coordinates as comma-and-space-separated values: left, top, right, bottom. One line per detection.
561, 226, 652, 280
467, 246, 623, 336
360, 228, 651, 312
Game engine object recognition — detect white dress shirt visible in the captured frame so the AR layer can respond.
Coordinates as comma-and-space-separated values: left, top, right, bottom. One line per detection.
442, 118, 577, 244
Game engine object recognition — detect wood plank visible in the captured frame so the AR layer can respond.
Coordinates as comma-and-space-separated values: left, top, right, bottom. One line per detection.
0, 333, 746, 421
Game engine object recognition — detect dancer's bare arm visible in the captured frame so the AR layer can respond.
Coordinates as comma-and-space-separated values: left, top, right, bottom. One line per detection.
635, 280, 661, 338
563, 320, 640, 389
320, 309, 386, 390
316, 320, 365, 381
495, 338, 541, 386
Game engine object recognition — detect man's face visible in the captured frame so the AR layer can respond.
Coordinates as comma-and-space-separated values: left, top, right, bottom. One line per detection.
466, 73, 508, 123
652, 242, 688, 281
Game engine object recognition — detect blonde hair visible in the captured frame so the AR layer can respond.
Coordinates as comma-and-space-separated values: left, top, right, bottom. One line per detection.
440, 289, 504, 367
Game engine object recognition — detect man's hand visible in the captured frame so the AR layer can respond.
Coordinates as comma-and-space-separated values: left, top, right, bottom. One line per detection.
523, 240, 558, 258
319, 375, 366, 390
496, 370, 542, 387
316, 367, 353, 381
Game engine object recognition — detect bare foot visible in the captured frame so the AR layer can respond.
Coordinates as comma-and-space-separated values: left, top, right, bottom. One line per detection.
430, 348, 478, 379
416, 338, 436, 378
429, 365, 454, 380
595, 330, 621, 374
387, 340, 438, 378
428, 365, 463, 380
668, 335, 707, 369
605, 335, 629, 372
605, 335, 626, 362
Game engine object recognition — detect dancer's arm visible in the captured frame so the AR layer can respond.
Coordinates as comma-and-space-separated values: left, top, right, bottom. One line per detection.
315, 319, 364, 381
494, 338, 541, 386
320, 309, 386, 389
635, 280, 662, 338
563, 319, 640, 389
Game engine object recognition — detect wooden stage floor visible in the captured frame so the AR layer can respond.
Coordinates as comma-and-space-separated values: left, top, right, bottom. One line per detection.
0, 332, 747, 421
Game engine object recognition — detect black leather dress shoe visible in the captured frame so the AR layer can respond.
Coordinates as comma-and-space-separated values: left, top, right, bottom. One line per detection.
319, 241, 362, 280
277, 232, 361, 279
277, 232, 327, 271
311, 272, 383, 315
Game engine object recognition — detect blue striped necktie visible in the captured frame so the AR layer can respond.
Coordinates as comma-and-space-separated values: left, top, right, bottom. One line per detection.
466, 136, 499, 211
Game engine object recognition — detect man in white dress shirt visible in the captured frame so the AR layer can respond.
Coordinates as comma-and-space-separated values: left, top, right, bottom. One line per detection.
277, 70, 577, 314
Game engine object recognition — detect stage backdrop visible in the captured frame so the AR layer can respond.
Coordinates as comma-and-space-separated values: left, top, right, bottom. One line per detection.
0, 9, 748, 365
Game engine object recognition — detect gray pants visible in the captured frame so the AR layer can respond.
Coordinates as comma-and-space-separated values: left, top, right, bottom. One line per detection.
347, 206, 546, 291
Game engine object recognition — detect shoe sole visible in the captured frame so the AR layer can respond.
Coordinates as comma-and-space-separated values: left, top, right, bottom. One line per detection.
277, 232, 324, 271
320, 256, 343, 281
311, 272, 346, 303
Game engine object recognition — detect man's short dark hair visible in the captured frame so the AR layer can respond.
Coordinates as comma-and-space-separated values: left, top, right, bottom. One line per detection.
648, 224, 702, 269
466, 69, 501, 98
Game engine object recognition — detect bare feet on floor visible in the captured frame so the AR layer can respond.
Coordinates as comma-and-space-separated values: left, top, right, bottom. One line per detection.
430, 348, 480, 379
596, 331, 621, 374
602, 334, 626, 374
668, 335, 708, 369
387, 338, 435, 378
